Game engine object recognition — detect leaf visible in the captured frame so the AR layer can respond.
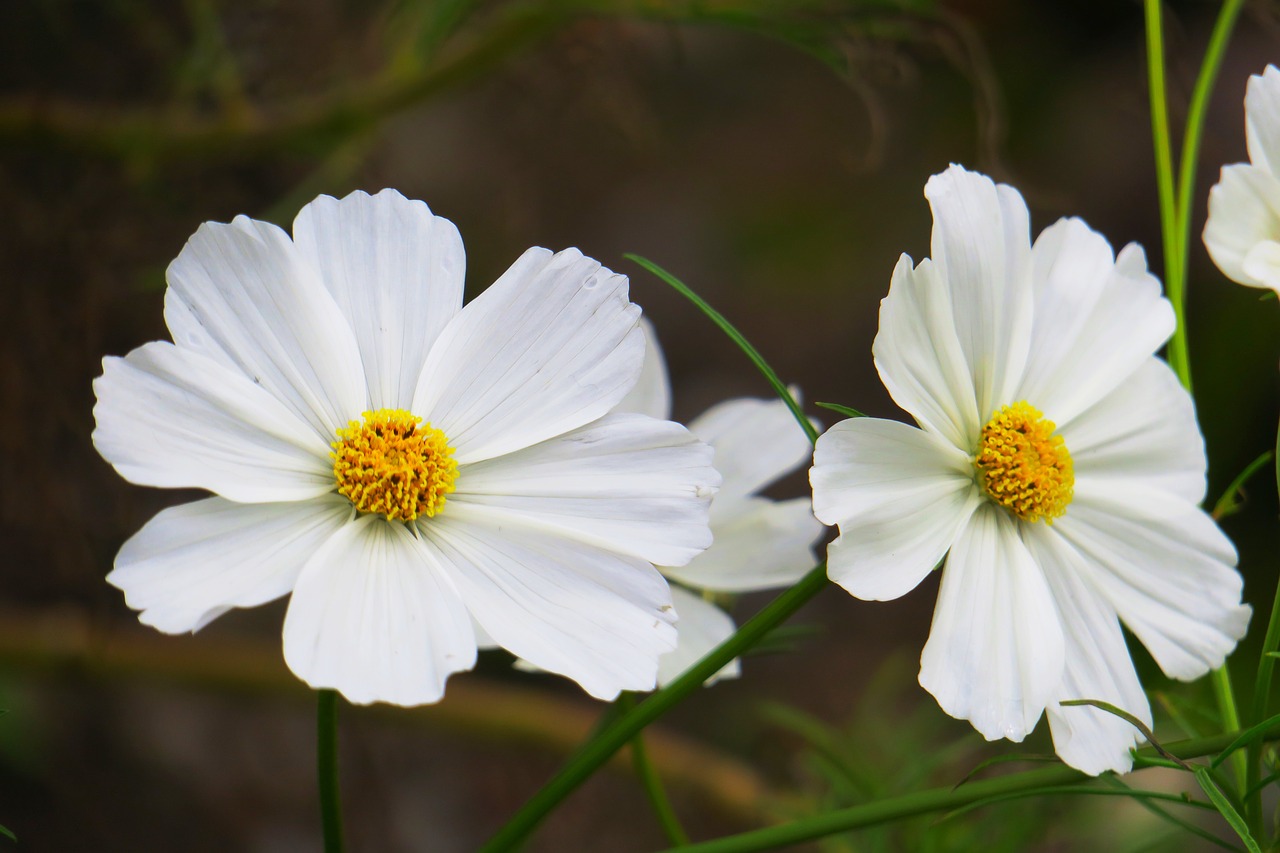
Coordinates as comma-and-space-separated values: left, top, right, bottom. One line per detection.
1059, 699, 1190, 769
1101, 775, 1242, 852
0, 824, 13, 842
624, 253, 817, 444
815, 401, 867, 420
1194, 767, 1263, 853
1211, 712, 1280, 769
951, 752, 1059, 791
1212, 450, 1272, 519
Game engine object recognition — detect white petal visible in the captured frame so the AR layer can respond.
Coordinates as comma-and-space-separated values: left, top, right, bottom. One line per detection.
924, 165, 1034, 419
282, 516, 477, 706
92, 342, 335, 501
811, 418, 979, 600
614, 316, 672, 420
663, 497, 820, 592
874, 254, 981, 450
1060, 358, 1206, 504
1055, 488, 1250, 681
1246, 65, 1280, 175
1204, 163, 1280, 290
164, 215, 367, 440
657, 586, 739, 687
292, 190, 465, 411
919, 504, 1065, 742
413, 247, 643, 463
1015, 219, 1174, 423
450, 412, 717, 567
689, 395, 814, 506
421, 515, 677, 700
1024, 525, 1151, 776
109, 494, 352, 633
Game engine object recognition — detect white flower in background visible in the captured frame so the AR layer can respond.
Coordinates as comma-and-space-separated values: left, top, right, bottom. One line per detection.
93, 190, 720, 707
809, 164, 1250, 774
1205, 65, 1280, 291
616, 319, 822, 686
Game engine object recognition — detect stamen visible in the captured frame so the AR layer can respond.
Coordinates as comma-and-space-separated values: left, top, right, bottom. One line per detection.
974, 402, 1073, 524
331, 409, 458, 522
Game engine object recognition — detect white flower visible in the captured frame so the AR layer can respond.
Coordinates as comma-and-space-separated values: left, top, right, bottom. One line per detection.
809, 165, 1250, 774
1205, 65, 1280, 291
93, 189, 720, 707
617, 319, 822, 686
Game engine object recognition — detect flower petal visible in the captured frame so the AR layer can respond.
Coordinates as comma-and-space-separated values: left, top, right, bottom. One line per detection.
614, 317, 672, 420
874, 254, 981, 450
1024, 525, 1151, 776
1055, 488, 1249, 681
688, 395, 814, 507
1246, 65, 1280, 176
413, 247, 643, 463
658, 586, 739, 687
109, 494, 352, 634
663, 497, 820, 592
450, 412, 717, 567
1061, 357, 1206, 504
282, 516, 477, 706
92, 342, 335, 501
924, 164, 1034, 420
292, 190, 465, 411
164, 214, 367, 440
919, 504, 1064, 742
422, 515, 677, 700
1204, 163, 1280, 290
811, 418, 979, 600
1015, 219, 1174, 423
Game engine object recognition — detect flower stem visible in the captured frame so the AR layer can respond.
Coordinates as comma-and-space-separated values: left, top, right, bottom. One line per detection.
1144, 0, 1247, 795
632, 728, 691, 845
1245, 419, 1280, 835
317, 689, 346, 853
479, 564, 830, 852
660, 728, 1280, 853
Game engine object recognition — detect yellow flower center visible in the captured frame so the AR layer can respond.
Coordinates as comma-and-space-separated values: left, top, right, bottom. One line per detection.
331, 408, 458, 522
973, 401, 1073, 524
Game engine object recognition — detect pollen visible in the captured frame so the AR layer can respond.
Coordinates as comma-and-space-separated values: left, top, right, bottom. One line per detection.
973, 401, 1073, 524
331, 408, 458, 523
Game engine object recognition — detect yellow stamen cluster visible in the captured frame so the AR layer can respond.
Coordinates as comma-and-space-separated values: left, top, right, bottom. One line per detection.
331, 408, 458, 522
973, 401, 1073, 524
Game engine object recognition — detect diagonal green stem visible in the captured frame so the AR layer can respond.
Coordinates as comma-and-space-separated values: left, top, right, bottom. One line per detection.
632, 727, 691, 845
318, 689, 345, 853
479, 565, 830, 851
661, 729, 1280, 853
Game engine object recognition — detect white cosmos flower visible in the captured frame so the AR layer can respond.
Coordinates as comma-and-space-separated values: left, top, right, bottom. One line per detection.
92, 189, 720, 707
809, 164, 1251, 775
1205, 65, 1280, 291
616, 319, 823, 686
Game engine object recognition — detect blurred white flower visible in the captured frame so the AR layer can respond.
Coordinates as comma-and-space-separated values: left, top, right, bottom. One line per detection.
1205, 64, 1280, 291
810, 164, 1250, 774
618, 319, 822, 687
93, 189, 719, 707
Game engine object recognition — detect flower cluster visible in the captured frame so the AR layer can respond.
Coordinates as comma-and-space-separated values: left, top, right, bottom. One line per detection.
95, 66, 1275, 777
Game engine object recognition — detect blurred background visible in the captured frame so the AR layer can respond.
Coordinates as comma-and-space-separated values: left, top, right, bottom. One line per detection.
4, 0, 1280, 849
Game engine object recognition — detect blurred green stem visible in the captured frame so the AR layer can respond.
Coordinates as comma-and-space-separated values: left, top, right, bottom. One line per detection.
318, 689, 345, 853
628, 704, 691, 845
1246, 420, 1280, 836
662, 729, 1280, 853
1143, 0, 1247, 796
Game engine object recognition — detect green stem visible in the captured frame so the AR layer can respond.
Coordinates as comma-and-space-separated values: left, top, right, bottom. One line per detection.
662, 729, 1277, 853
479, 565, 830, 852
632, 727, 691, 845
317, 689, 345, 853
1246, 419, 1280, 834
1145, 0, 1246, 796
1144, 0, 1187, 388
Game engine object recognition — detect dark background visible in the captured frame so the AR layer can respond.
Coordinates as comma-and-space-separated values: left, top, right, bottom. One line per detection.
2, 1, 1280, 850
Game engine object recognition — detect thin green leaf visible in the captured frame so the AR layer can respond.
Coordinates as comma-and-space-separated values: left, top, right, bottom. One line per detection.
937, 783, 1215, 826
1212, 450, 1273, 519
1194, 767, 1262, 853
0, 824, 12, 843
1059, 698, 1190, 769
1243, 768, 1280, 801
951, 753, 1059, 791
1212, 713, 1280, 769
624, 253, 817, 445
815, 401, 866, 420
